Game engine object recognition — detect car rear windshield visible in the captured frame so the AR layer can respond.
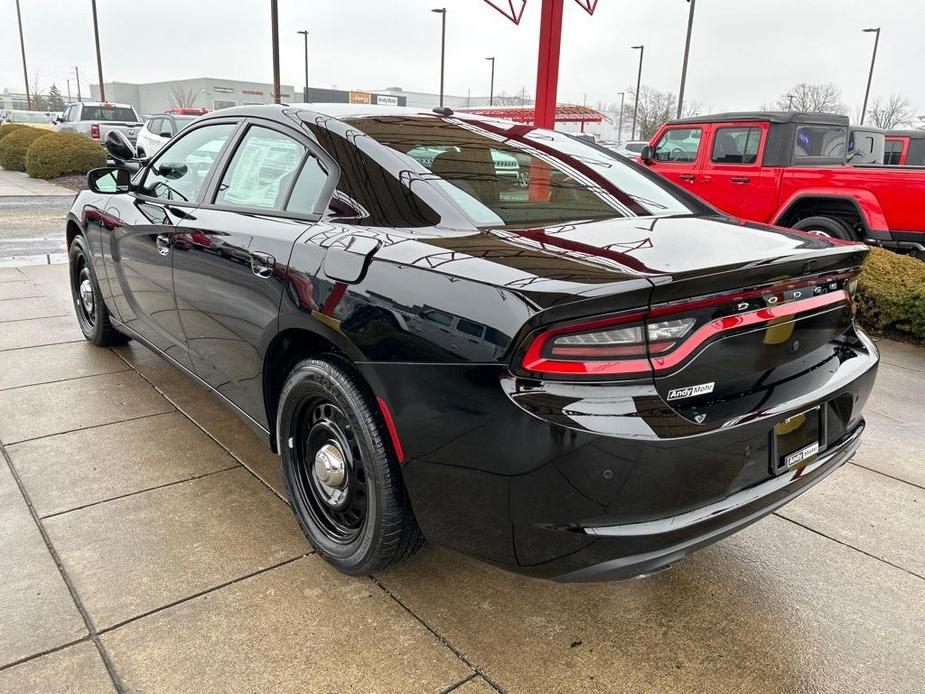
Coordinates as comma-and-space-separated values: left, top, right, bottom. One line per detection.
343, 115, 696, 227
81, 106, 138, 122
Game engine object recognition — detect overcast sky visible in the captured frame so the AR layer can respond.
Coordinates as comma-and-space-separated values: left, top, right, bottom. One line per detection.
2, 0, 921, 116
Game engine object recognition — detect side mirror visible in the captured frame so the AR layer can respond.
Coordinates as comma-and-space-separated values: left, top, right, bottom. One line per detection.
639, 145, 654, 164
87, 167, 132, 194
104, 130, 137, 161
155, 162, 189, 180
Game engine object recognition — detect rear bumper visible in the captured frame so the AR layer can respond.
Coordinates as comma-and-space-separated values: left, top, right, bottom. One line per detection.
375, 328, 879, 581
554, 421, 863, 582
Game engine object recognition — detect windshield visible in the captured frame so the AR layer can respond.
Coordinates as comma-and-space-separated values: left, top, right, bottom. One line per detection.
81, 105, 138, 122
11, 112, 49, 124
344, 115, 695, 227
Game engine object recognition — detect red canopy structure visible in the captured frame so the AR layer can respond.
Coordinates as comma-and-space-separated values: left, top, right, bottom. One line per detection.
482, 0, 599, 129
460, 104, 604, 130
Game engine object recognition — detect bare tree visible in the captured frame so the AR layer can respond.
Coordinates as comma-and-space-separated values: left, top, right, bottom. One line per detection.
769, 83, 847, 114
622, 86, 695, 140
168, 86, 199, 109
29, 72, 48, 111
867, 94, 916, 130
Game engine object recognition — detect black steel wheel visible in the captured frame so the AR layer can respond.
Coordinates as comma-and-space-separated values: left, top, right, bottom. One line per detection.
277, 358, 423, 575
68, 234, 128, 346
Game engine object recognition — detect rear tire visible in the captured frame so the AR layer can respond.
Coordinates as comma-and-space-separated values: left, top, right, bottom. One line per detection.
277, 358, 423, 575
68, 235, 129, 346
792, 215, 852, 240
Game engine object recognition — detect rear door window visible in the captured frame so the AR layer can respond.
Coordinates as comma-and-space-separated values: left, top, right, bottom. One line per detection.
215, 126, 306, 210
711, 127, 761, 165
654, 127, 703, 162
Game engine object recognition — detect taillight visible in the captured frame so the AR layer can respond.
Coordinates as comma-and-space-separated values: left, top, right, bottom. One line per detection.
520, 276, 854, 378
90, 123, 100, 139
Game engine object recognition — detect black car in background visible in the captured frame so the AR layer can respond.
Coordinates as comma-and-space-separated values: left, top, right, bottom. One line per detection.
66, 104, 878, 581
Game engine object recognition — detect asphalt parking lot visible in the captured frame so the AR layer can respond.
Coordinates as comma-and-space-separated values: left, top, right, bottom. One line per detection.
0, 262, 923, 693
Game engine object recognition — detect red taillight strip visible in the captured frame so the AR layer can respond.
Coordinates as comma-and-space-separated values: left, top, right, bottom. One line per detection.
376, 397, 405, 463
523, 290, 848, 376
649, 289, 848, 371
647, 272, 855, 318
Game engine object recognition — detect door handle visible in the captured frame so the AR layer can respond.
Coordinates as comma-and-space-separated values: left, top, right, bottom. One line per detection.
155, 233, 171, 256
250, 251, 276, 279
679, 174, 696, 182
730, 176, 751, 184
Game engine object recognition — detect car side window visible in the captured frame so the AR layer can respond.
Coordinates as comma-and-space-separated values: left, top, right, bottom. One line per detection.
160, 118, 174, 138
146, 117, 161, 134
215, 126, 306, 211
711, 127, 761, 165
139, 123, 236, 203
884, 140, 903, 165
285, 154, 329, 215
654, 127, 703, 162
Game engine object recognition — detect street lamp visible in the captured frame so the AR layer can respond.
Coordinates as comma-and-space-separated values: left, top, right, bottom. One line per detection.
297, 30, 309, 102
860, 27, 881, 125
14, 0, 31, 110
631, 45, 645, 140
617, 91, 625, 142
486, 57, 495, 106
677, 0, 696, 118
432, 8, 447, 108
90, 0, 105, 101
270, 0, 281, 103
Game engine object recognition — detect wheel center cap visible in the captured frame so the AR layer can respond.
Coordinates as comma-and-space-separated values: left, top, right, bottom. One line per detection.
79, 279, 94, 313
313, 442, 346, 489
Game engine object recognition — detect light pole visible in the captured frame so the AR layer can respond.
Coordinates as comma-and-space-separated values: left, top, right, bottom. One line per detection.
787, 93, 795, 111
677, 0, 696, 118
860, 27, 881, 125
14, 0, 31, 110
90, 0, 105, 101
631, 45, 644, 140
297, 30, 309, 102
432, 8, 447, 108
617, 91, 625, 142
486, 57, 495, 106
270, 0, 281, 103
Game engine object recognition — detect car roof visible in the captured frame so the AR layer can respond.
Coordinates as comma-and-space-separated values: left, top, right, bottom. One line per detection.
198, 102, 495, 124
669, 111, 849, 127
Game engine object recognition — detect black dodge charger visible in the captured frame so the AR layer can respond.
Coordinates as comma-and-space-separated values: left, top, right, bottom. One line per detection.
66, 104, 878, 581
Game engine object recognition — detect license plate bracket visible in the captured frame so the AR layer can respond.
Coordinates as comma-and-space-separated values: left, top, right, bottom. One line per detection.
771, 405, 825, 475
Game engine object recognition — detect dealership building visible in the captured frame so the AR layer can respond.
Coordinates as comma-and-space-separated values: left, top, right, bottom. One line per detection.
88, 78, 418, 115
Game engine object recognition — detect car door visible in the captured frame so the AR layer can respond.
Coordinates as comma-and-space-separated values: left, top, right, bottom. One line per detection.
102, 120, 238, 369
649, 125, 707, 192
698, 123, 779, 222
171, 120, 336, 425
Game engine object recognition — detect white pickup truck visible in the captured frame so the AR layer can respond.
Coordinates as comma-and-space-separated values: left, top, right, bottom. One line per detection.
54, 101, 145, 144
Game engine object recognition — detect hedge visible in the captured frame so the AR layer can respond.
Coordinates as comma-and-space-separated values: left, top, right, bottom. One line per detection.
0, 123, 27, 141
0, 127, 50, 171
857, 247, 925, 340
25, 131, 107, 179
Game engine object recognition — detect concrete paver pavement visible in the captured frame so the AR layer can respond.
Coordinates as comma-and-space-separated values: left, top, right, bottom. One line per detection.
0, 262, 923, 693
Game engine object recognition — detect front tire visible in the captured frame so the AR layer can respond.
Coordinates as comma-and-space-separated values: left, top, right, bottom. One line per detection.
277, 358, 423, 575
68, 235, 128, 346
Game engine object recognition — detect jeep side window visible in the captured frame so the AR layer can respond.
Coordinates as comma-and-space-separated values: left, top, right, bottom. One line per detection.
711, 127, 761, 165
654, 127, 703, 163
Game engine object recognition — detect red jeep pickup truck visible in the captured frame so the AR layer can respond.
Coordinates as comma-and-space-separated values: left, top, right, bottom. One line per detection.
643, 112, 925, 256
